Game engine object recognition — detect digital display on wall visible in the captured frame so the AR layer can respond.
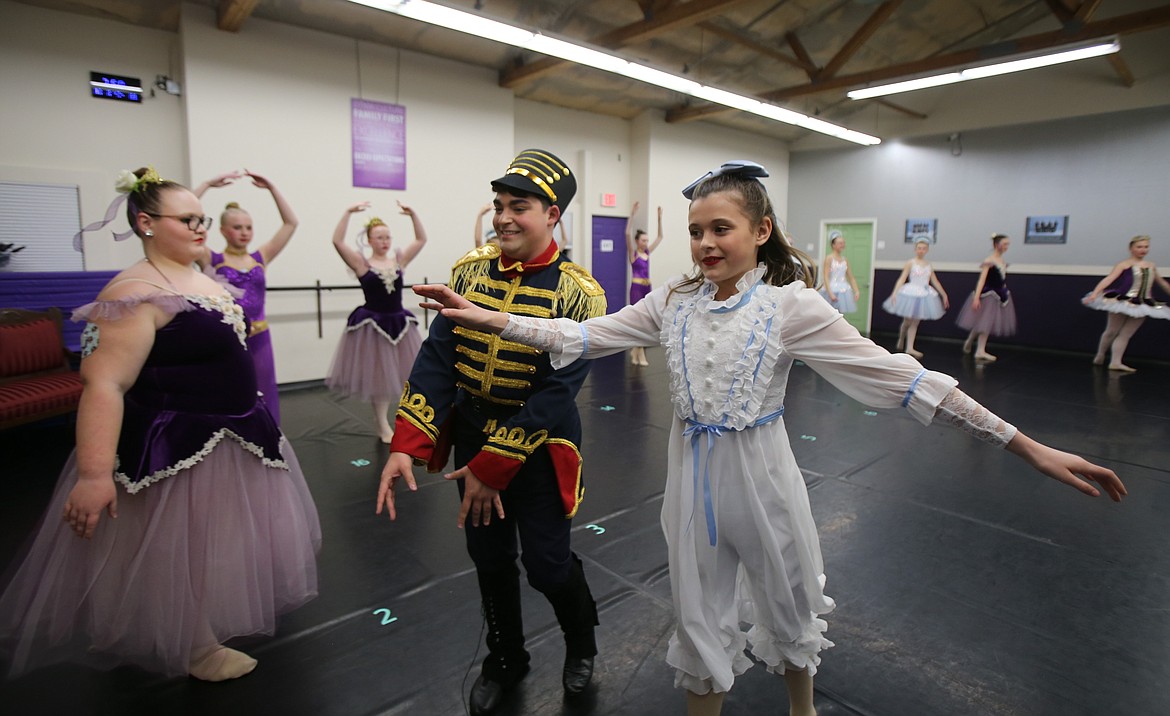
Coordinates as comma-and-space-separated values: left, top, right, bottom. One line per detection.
89, 72, 142, 103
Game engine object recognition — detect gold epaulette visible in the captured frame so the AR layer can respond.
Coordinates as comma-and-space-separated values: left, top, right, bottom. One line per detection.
451, 244, 501, 295
453, 243, 501, 269
558, 262, 604, 297
556, 262, 607, 321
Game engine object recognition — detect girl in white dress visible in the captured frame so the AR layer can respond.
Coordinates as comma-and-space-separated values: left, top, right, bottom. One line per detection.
882, 237, 950, 358
390, 162, 1126, 716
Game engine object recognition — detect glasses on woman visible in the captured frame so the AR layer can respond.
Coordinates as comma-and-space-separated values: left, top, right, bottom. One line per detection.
148, 214, 214, 231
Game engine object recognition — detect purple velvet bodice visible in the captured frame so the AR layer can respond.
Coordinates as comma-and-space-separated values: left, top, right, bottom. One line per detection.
210, 250, 267, 323
76, 294, 284, 492
980, 263, 1010, 303
345, 267, 417, 341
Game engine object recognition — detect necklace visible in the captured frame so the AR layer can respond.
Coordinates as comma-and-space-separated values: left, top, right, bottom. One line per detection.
143, 257, 179, 290
224, 245, 249, 256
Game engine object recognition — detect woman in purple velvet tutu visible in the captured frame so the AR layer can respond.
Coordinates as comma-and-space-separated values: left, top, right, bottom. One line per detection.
1082, 235, 1170, 372
193, 170, 298, 424
625, 201, 663, 366
956, 233, 1016, 362
0, 168, 321, 683
326, 201, 427, 442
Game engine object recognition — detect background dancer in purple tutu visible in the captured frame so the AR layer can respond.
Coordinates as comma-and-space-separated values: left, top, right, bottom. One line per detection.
956, 233, 1015, 362
326, 201, 427, 442
882, 237, 949, 358
1082, 235, 1170, 372
0, 167, 320, 683
625, 201, 663, 365
194, 170, 298, 423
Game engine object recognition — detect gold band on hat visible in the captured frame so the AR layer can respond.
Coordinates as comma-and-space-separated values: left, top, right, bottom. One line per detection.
505, 167, 558, 202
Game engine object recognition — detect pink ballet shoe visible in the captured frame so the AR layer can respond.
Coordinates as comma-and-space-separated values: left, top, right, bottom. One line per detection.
189, 646, 257, 682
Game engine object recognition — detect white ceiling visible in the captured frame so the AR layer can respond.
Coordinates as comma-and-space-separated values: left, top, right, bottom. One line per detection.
14, 0, 1170, 145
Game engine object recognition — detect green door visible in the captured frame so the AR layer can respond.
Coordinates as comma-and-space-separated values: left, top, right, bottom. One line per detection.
822, 221, 875, 335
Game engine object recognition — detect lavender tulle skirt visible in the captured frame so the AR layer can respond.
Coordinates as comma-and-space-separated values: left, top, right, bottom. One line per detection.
0, 439, 321, 679
326, 320, 422, 403
956, 291, 1017, 336
249, 329, 280, 424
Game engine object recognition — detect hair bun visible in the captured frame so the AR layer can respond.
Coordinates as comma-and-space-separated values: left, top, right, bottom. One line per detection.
225, 201, 241, 210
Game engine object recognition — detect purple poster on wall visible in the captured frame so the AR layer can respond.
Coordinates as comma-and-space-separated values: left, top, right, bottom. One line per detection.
351, 99, 406, 190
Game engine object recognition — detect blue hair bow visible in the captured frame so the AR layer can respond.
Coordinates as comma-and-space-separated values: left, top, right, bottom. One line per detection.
681, 160, 769, 200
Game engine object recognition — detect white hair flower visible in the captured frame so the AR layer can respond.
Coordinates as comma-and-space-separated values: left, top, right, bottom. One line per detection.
114, 169, 139, 194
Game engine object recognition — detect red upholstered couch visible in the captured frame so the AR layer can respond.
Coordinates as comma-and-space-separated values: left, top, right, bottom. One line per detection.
0, 307, 83, 430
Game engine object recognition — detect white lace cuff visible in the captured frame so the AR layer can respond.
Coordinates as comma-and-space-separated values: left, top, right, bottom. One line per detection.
501, 314, 564, 353
933, 388, 1018, 448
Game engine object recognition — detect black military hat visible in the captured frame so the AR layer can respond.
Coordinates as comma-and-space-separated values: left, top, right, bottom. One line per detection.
491, 149, 576, 213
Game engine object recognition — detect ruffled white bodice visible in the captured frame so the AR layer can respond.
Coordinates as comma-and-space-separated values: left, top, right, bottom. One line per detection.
663, 267, 788, 428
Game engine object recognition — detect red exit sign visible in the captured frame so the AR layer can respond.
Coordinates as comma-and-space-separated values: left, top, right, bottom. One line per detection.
600, 193, 617, 207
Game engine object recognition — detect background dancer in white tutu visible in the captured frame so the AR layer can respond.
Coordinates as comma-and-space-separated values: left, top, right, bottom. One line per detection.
883, 237, 950, 358
818, 231, 860, 314
395, 161, 1127, 716
1082, 235, 1170, 372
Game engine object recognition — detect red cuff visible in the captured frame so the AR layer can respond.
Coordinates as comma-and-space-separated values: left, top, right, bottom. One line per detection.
467, 451, 523, 491
388, 417, 434, 463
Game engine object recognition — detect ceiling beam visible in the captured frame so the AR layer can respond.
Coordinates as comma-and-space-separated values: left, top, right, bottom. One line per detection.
818, 0, 902, 80
499, 0, 751, 88
874, 97, 927, 119
785, 31, 818, 79
666, 3, 1170, 123
217, 0, 259, 32
696, 21, 814, 72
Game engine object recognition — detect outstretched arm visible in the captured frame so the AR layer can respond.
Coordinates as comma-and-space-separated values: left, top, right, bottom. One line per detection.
192, 171, 241, 199
648, 206, 664, 254
625, 201, 640, 263
1084, 261, 1128, 303
248, 170, 298, 265
396, 201, 427, 268
332, 203, 370, 275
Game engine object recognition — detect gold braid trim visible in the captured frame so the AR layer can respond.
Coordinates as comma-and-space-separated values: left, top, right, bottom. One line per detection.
556, 263, 607, 321
546, 438, 585, 519
482, 426, 549, 461
395, 381, 439, 441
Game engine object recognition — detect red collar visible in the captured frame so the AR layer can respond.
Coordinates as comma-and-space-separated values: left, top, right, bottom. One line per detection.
499, 240, 559, 277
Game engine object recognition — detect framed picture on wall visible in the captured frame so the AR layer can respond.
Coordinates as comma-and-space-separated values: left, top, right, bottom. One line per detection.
904, 218, 937, 243
1024, 215, 1069, 244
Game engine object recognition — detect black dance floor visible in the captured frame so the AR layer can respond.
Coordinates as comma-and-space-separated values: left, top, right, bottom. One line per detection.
2, 337, 1168, 716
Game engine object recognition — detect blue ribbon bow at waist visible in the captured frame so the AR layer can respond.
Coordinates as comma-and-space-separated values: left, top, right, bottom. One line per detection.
682, 407, 784, 546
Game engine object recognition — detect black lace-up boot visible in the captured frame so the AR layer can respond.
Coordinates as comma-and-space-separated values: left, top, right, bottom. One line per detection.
469, 564, 530, 716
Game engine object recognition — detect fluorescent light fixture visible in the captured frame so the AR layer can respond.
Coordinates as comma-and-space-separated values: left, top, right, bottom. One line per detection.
848, 38, 1120, 100
345, 0, 881, 145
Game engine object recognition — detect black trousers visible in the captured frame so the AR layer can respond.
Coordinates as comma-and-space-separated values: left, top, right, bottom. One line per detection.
453, 410, 574, 592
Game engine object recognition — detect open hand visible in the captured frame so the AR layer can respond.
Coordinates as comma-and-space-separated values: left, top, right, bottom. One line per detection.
244, 169, 272, 189
1009, 434, 1127, 501
348, 201, 371, 214
414, 285, 505, 332
445, 465, 504, 528
376, 451, 418, 520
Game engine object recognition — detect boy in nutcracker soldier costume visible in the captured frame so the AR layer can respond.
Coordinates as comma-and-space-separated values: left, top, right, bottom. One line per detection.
378, 150, 607, 715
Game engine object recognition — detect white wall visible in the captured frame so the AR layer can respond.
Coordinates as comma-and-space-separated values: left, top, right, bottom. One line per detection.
0, 1, 186, 270
179, 3, 516, 383
789, 105, 1170, 274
